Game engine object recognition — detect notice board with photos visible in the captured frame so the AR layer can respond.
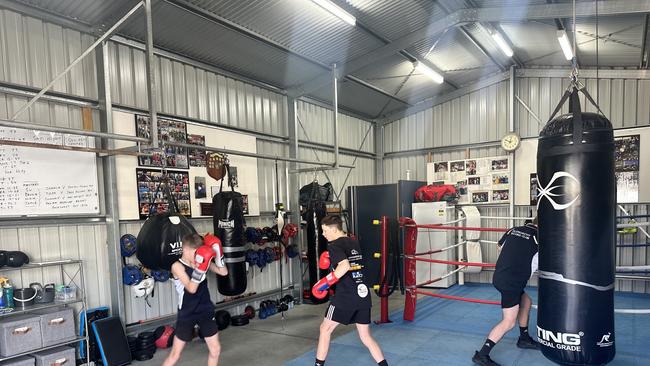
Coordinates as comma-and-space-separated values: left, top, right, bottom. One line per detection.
426, 155, 511, 205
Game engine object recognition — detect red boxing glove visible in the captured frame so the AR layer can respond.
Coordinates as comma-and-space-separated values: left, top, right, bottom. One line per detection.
191, 245, 215, 283
311, 272, 339, 299
204, 233, 225, 268
318, 252, 330, 270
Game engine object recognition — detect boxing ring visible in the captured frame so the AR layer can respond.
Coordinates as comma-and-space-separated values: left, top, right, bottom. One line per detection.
285, 213, 650, 366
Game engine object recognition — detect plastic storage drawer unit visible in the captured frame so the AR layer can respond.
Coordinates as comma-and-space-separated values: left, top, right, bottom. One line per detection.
0, 315, 43, 357
32, 309, 75, 347
32, 346, 75, 366
0, 356, 35, 366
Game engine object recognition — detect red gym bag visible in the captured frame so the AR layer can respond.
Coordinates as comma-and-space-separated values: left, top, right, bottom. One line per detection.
414, 184, 458, 203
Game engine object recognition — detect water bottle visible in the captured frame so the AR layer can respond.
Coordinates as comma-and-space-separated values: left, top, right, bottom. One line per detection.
0, 286, 5, 308
4, 281, 14, 308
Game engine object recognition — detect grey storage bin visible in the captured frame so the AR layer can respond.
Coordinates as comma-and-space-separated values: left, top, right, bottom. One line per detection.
0, 315, 43, 357
33, 346, 75, 366
0, 356, 35, 366
32, 309, 75, 347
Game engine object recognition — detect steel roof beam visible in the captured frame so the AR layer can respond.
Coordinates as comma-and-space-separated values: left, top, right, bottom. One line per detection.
641, 13, 650, 69
292, 0, 650, 96
164, 0, 408, 108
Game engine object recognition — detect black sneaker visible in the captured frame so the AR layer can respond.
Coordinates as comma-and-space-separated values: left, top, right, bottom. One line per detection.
472, 351, 501, 366
517, 335, 540, 349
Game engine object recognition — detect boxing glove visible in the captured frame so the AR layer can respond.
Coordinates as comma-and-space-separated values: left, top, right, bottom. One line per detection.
204, 233, 225, 268
311, 272, 339, 299
318, 251, 330, 270
191, 246, 215, 283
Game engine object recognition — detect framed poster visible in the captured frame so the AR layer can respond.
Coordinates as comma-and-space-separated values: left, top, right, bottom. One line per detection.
136, 115, 189, 169
188, 134, 207, 167
614, 135, 640, 203
471, 191, 489, 203
136, 169, 191, 219
530, 173, 539, 206
433, 162, 449, 182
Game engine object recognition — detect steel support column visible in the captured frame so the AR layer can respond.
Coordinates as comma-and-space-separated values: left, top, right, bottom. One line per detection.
96, 41, 125, 318
375, 123, 385, 184
332, 65, 339, 169
509, 65, 516, 228
287, 97, 303, 303
144, 0, 159, 148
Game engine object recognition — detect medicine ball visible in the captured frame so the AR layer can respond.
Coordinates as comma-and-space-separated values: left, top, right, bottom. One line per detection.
136, 213, 197, 271
214, 310, 231, 331
6, 251, 29, 268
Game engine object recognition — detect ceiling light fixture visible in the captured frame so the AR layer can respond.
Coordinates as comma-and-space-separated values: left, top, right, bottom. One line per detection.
415, 61, 444, 84
491, 31, 514, 57
312, 0, 356, 26
557, 30, 574, 61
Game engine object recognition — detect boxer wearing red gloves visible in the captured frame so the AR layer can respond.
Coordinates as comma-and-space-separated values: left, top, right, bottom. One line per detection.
163, 233, 228, 366
313, 215, 388, 366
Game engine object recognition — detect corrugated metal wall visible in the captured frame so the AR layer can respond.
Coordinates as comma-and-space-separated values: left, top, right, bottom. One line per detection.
516, 77, 650, 138
383, 81, 509, 153
0, 7, 376, 322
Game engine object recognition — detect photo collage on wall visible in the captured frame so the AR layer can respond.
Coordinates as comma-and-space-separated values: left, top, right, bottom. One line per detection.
136, 115, 190, 168
430, 156, 510, 205
134, 115, 214, 218
136, 169, 191, 219
614, 135, 640, 203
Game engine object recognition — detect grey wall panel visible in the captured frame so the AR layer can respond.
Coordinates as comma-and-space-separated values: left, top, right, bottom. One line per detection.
516, 77, 650, 137
256, 140, 289, 212
385, 81, 509, 153
0, 224, 110, 309
0, 9, 97, 99
296, 100, 374, 153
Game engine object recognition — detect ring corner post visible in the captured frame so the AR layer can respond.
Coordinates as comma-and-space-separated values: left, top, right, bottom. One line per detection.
401, 217, 417, 321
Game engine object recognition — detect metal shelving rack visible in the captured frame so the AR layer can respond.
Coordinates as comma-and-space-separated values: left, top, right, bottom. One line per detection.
0, 259, 90, 363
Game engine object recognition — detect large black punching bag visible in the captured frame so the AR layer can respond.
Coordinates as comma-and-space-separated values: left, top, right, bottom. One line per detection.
136, 213, 197, 271
213, 190, 247, 296
536, 87, 616, 365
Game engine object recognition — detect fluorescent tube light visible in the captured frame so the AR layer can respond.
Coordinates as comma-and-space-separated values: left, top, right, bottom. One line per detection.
557, 30, 574, 61
415, 62, 444, 84
491, 32, 514, 57
312, 0, 356, 26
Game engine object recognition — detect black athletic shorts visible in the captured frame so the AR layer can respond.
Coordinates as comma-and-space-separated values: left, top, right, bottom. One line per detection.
498, 289, 525, 309
324, 304, 371, 325
175, 312, 218, 342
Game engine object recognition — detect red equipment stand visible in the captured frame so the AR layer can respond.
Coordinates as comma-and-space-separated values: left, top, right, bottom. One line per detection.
374, 216, 392, 324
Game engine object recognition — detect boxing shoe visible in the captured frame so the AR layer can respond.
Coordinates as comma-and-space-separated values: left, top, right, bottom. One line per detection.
472, 351, 501, 366
517, 334, 540, 349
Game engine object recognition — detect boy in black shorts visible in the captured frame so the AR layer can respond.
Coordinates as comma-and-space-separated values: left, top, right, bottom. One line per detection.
472, 218, 540, 366
163, 233, 228, 366
312, 215, 388, 366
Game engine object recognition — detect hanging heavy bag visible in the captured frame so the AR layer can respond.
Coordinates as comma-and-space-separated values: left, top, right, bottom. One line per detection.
213, 166, 247, 296
536, 86, 615, 365
136, 213, 197, 271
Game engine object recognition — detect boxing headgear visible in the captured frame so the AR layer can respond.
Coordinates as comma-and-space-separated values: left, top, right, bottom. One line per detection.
120, 234, 137, 257
122, 265, 144, 286
132, 277, 155, 298
6, 251, 29, 268
281, 223, 299, 244
151, 270, 170, 282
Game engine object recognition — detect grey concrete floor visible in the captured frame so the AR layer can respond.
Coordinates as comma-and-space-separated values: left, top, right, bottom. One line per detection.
140, 293, 405, 366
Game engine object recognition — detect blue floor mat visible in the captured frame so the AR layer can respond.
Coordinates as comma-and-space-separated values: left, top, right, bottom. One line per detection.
284, 284, 650, 366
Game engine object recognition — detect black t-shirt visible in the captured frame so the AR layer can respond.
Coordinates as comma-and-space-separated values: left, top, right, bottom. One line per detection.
328, 236, 372, 310
174, 260, 215, 320
492, 223, 539, 292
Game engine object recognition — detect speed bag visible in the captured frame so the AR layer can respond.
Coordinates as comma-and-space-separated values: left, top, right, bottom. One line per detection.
213, 191, 247, 296
536, 93, 616, 365
136, 213, 197, 271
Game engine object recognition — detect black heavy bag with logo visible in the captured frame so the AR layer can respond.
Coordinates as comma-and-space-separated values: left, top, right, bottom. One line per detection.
213, 184, 247, 296
536, 86, 615, 365
136, 213, 197, 271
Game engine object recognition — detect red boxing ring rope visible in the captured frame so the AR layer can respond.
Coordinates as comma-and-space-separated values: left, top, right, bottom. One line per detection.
400, 217, 504, 321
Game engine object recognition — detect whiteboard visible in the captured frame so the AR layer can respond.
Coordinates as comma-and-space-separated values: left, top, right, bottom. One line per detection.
0, 127, 100, 216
